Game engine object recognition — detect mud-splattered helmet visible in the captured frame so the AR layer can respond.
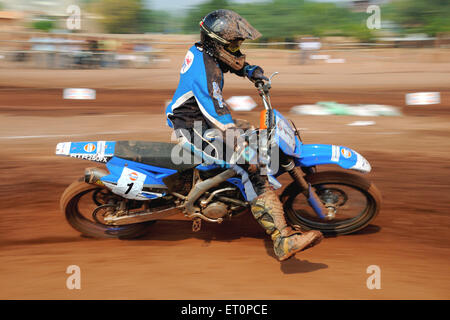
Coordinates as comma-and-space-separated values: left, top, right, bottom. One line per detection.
199, 9, 261, 71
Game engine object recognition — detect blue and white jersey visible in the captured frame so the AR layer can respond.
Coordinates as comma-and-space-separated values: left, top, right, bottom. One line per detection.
165, 44, 235, 132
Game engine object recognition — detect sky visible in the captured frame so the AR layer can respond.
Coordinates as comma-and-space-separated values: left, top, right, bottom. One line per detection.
147, 0, 350, 12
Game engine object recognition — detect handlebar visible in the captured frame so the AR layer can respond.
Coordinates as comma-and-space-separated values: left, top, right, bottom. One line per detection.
254, 80, 265, 89
254, 71, 279, 94
254, 71, 279, 113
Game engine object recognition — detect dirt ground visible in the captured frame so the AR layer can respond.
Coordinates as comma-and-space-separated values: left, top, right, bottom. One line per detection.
0, 49, 449, 300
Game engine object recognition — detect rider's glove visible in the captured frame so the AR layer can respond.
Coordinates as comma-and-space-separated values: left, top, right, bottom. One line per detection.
244, 65, 269, 82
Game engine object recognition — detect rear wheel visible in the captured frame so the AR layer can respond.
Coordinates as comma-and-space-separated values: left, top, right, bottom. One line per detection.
60, 178, 154, 239
281, 171, 381, 235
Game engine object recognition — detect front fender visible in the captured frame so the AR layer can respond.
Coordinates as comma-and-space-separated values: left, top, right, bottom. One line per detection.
295, 144, 372, 173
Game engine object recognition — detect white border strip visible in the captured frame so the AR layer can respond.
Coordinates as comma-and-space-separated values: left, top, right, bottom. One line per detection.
0, 130, 143, 140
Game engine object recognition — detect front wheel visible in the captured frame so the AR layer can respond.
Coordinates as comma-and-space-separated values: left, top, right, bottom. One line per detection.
281, 171, 381, 235
60, 178, 154, 239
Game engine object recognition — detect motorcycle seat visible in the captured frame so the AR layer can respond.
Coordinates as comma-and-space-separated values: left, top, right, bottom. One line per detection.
114, 141, 197, 171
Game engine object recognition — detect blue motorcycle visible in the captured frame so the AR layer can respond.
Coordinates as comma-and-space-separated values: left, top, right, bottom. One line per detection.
57, 73, 381, 238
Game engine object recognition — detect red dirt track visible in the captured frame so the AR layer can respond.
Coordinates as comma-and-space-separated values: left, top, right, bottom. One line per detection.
0, 54, 449, 299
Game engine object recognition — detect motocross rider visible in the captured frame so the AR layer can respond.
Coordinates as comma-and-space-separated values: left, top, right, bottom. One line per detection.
165, 9, 323, 261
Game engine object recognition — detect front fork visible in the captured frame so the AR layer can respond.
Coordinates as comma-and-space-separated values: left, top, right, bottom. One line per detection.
281, 160, 331, 220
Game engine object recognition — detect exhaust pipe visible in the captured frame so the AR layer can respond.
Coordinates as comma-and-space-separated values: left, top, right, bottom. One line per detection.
103, 206, 182, 225
84, 167, 108, 185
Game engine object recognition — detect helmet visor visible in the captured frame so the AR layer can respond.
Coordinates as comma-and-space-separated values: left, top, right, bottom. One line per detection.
225, 39, 244, 53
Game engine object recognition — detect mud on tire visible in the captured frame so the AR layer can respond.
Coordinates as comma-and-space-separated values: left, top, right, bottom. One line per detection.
60, 178, 154, 239
281, 171, 382, 235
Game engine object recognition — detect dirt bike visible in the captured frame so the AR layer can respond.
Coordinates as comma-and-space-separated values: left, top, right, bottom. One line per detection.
56, 73, 381, 239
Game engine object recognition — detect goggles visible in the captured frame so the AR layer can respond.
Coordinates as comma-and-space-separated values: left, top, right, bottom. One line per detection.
226, 39, 244, 53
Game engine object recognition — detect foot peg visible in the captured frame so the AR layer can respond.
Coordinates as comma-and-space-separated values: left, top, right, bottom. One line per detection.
186, 212, 223, 232
192, 218, 202, 232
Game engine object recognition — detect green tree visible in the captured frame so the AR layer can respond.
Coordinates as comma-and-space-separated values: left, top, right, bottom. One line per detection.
383, 0, 450, 36
32, 20, 55, 32
92, 0, 173, 33
183, 0, 231, 34
182, 0, 375, 42
137, 9, 172, 33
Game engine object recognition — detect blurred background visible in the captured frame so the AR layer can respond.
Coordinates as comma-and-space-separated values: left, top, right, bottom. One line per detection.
0, 0, 449, 70
0, 0, 449, 300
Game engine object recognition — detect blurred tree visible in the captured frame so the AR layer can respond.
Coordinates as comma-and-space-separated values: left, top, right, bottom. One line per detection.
183, 0, 374, 42
91, 0, 173, 33
83, 0, 449, 40
138, 9, 172, 33
94, 0, 143, 33
183, 0, 231, 33
383, 0, 450, 36
32, 20, 55, 32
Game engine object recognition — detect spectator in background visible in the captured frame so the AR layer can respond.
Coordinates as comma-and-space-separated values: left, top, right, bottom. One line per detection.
100, 38, 118, 68
87, 38, 99, 52
298, 36, 321, 64
87, 37, 99, 68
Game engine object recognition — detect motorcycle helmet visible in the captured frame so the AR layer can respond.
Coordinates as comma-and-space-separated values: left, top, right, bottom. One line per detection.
199, 9, 261, 71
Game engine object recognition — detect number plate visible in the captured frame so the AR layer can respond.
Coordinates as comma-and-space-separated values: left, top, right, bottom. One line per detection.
112, 167, 146, 199
276, 117, 296, 153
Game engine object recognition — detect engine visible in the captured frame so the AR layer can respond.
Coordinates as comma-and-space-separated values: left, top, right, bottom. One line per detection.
202, 201, 228, 219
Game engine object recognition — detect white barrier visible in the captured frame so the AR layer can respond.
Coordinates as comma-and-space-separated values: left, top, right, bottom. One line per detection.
405, 92, 440, 105
291, 102, 402, 116
326, 58, 346, 63
347, 121, 376, 126
63, 88, 96, 100
226, 96, 257, 111
290, 104, 333, 116
309, 55, 330, 60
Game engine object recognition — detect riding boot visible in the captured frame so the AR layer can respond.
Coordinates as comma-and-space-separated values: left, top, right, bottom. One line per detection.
251, 188, 323, 261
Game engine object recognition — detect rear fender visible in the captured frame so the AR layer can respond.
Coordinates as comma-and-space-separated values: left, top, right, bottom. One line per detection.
55, 141, 116, 163
295, 144, 371, 173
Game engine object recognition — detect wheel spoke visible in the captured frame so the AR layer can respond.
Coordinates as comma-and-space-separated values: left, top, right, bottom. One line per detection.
61, 179, 155, 239
283, 171, 380, 235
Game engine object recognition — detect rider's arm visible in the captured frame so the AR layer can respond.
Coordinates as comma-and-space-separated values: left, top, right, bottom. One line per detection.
230, 63, 269, 82
229, 62, 249, 77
